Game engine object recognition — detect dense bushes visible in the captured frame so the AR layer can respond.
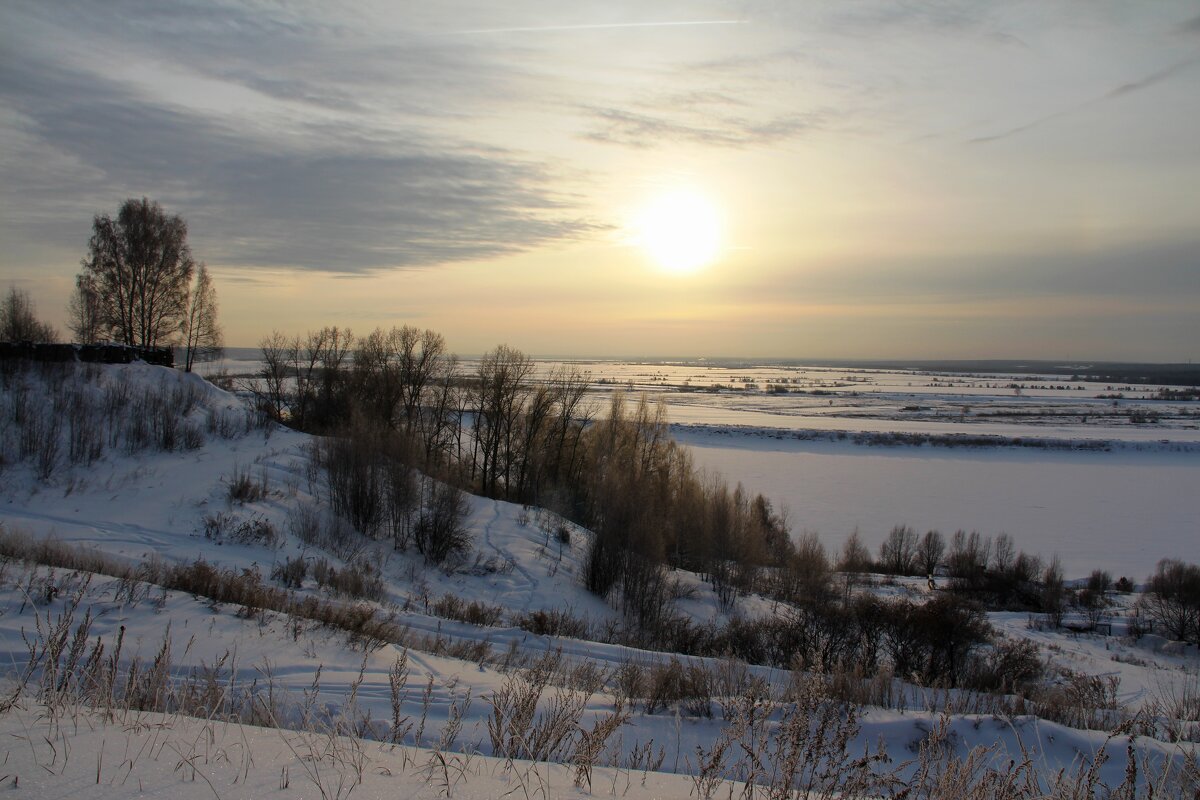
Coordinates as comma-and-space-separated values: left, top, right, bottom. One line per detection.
313, 418, 470, 565
1, 361, 263, 482
318, 422, 390, 537
595, 591, 997, 691
578, 394, 800, 627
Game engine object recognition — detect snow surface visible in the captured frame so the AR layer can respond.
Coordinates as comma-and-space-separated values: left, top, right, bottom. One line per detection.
1, 361, 1197, 797
2, 696, 1193, 800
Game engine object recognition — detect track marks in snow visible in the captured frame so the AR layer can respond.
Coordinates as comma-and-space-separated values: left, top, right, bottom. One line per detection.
479, 499, 538, 613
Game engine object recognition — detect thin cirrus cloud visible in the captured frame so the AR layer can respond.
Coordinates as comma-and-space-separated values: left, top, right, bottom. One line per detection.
446, 19, 748, 36
580, 104, 823, 149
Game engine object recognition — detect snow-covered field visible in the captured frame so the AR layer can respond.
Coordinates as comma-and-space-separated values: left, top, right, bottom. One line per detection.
3, 359, 1196, 797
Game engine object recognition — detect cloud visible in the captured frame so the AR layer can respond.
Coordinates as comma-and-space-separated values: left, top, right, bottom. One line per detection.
580, 104, 822, 149
1179, 13, 1200, 35
1104, 57, 1200, 100
0, 49, 602, 273
446, 19, 748, 36
970, 57, 1200, 144
738, 237, 1200, 305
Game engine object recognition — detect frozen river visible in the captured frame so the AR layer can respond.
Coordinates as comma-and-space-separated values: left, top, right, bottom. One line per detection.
674, 426, 1198, 581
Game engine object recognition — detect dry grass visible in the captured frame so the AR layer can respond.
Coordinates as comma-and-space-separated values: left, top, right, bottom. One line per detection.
0, 551, 1196, 799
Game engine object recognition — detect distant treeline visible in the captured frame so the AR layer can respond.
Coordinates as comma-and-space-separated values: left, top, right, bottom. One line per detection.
813, 359, 1200, 387
0, 341, 174, 367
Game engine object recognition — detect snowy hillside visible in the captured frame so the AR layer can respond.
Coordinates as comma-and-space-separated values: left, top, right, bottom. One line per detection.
0, 360, 1197, 798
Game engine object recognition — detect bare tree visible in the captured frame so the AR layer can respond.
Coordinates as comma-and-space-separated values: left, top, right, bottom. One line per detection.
414, 478, 472, 564
257, 331, 292, 422
1041, 556, 1067, 628
545, 365, 591, 488
472, 344, 534, 497
352, 327, 406, 427
1139, 559, 1200, 643
837, 530, 872, 574
67, 274, 103, 344
1079, 569, 1112, 631
991, 532, 1016, 574
0, 286, 57, 342
879, 524, 919, 575
182, 264, 223, 371
837, 530, 872, 600
917, 530, 945, 577
398, 326, 448, 433
79, 197, 195, 347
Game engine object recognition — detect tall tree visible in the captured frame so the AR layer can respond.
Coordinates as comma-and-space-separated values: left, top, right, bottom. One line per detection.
472, 344, 534, 497
79, 197, 195, 347
66, 274, 103, 344
0, 286, 57, 342
182, 264, 223, 371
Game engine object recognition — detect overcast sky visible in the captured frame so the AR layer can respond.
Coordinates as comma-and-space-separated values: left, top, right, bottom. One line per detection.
2, 1, 1198, 359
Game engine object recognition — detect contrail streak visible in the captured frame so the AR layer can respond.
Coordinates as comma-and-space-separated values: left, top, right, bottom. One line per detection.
970, 56, 1200, 145
449, 20, 747, 35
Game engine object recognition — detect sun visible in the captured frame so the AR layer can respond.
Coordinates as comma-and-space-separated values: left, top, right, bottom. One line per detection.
634, 189, 722, 274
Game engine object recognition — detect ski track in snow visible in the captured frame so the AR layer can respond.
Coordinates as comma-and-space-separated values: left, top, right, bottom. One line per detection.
0, 507, 193, 556
480, 500, 538, 613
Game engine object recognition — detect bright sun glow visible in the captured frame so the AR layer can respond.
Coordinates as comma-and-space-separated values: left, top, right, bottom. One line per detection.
635, 189, 722, 274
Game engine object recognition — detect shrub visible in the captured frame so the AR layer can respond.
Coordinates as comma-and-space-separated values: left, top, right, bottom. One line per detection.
229, 515, 277, 547
881, 593, 992, 687
287, 502, 324, 548
204, 511, 277, 547
1140, 559, 1200, 644
611, 660, 646, 709
964, 637, 1045, 694
413, 481, 471, 564
226, 463, 267, 504
486, 650, 589, 763
311, 556, 385, 601
1029, 669, 1124, 731
644, 657, 713, 717
287, 502, 362, 561
317, 421, 388, 537
515, 608, 589, 639
271, 555, 307, 588
431, 594, 504, 627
